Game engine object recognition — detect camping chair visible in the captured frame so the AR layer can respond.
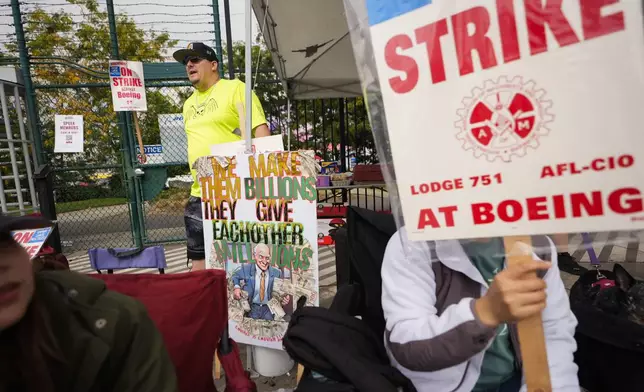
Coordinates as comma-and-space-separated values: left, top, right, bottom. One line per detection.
90, 270, 229, 392
88, 247, 167, 274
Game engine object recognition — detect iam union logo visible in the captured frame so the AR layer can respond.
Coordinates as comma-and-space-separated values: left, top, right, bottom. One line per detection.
455, 76, 554, 162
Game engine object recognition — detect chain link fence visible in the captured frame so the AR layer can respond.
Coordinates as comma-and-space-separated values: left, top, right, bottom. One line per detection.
2, 0, 379, 254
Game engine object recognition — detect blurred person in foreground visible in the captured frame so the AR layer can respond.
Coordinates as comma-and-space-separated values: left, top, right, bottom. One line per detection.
0, 214, 177, 392
173, 42, 270, 271
382, 229, 579, 392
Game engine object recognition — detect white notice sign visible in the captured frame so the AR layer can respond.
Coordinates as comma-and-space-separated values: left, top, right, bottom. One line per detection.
54, 115, 84, 153
366, 0, 644, 241
109, 60, 147, 112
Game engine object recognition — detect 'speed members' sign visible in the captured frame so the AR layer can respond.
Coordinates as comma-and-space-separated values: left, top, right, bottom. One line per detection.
109, 60, 147, 112
366, 0, 644, 241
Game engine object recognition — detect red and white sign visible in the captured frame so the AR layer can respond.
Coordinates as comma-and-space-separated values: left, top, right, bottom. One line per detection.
370, 0, 644, 241
12, 227, 53, 260
109, 60, 147, 112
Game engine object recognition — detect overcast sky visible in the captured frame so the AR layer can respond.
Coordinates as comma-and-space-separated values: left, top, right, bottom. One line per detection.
0, 0, 261, 60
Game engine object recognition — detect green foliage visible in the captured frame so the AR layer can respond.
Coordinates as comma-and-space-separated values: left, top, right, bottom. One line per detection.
222, 40, 376, 163
10, 0, 376, 174
6, 0, 180, 167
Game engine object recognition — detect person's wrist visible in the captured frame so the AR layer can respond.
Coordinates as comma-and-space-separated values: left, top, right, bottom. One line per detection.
474, 297, 500, 328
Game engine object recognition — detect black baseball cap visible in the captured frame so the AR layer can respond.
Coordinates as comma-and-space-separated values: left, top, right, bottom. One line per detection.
0, 214, 51, 236
173, 42, 219, 64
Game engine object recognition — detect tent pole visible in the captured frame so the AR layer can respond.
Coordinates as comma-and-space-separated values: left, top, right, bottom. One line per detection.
244, 0, 253, 152
287, 98, 291, 151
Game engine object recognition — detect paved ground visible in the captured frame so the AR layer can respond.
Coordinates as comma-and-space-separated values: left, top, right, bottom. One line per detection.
57, 187, 391, 252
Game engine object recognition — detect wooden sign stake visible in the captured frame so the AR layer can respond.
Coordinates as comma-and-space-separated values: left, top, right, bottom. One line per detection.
503, 235, 552, 392
132, 112, 147, 164
296, 363, 304, 384
213, 351, 222, 380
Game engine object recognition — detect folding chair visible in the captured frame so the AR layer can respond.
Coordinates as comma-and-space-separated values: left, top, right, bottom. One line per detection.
90, 270, 229, 392
88, 247, 167, 274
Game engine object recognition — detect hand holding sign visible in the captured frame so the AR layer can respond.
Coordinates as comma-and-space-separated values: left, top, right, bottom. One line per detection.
475, 260, 551, 327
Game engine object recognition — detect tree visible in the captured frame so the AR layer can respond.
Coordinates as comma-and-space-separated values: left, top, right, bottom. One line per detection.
5, 0, 180, 168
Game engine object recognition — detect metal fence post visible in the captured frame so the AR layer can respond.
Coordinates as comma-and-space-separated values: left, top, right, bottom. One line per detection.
106, 0, 144, 248
223, 0, 235, 79
34, 165, 62, 253
212, 0, 224, 76
339, 98, 347, 172
11, 0, 45, 166
339, 98, 348, 204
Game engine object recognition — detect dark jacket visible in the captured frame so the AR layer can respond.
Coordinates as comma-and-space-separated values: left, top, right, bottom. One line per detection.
35, 270, 178, 392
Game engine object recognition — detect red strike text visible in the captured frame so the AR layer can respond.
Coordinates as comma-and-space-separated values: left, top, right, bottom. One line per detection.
541, 154, 634, 178
418, 187, 643, 229
411, 173, 502, 195
385, 0, 625, 93
112, 67, 143, 87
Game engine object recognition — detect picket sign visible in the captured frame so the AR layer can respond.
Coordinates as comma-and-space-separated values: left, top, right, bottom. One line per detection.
109, 60, 148, 163
11, 227, 54, 260
360, 0, 644, 391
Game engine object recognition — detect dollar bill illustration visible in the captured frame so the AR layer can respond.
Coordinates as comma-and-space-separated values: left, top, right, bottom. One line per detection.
251, 319, 261, 337
261, 321, 273, 338
295, 286, 317, 307
272, 322, 288, 339
267, 297, 286, 320
240, 317, 252, 333
229, 306, 244, 322
293, 270, 315, 290
272, 278, 294, 296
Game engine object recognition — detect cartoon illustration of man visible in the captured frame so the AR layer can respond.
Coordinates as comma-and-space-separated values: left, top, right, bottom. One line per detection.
232, 243, 290, 320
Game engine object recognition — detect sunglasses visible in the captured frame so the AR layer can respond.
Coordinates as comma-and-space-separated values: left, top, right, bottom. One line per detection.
183, 56, 205, 65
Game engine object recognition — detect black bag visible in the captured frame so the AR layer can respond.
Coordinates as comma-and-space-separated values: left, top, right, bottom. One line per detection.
284, 290, 416, 392
570, 269, 644, 392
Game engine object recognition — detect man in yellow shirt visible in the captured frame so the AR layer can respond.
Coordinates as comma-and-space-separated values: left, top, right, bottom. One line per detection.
173, 42, 270, 271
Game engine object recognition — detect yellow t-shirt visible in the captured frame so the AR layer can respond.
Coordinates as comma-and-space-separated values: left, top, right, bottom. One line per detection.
183, 79, 268, 198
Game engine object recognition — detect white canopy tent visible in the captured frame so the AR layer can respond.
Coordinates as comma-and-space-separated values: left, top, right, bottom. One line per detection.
251, 0, 361, 100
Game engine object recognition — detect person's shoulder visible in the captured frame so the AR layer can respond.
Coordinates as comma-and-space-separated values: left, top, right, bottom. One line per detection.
183, 90, 197, 107
222, 78, 244, 87
383, 226, 435, 265
218, 78, 247, 92
37, 271, 148, 324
